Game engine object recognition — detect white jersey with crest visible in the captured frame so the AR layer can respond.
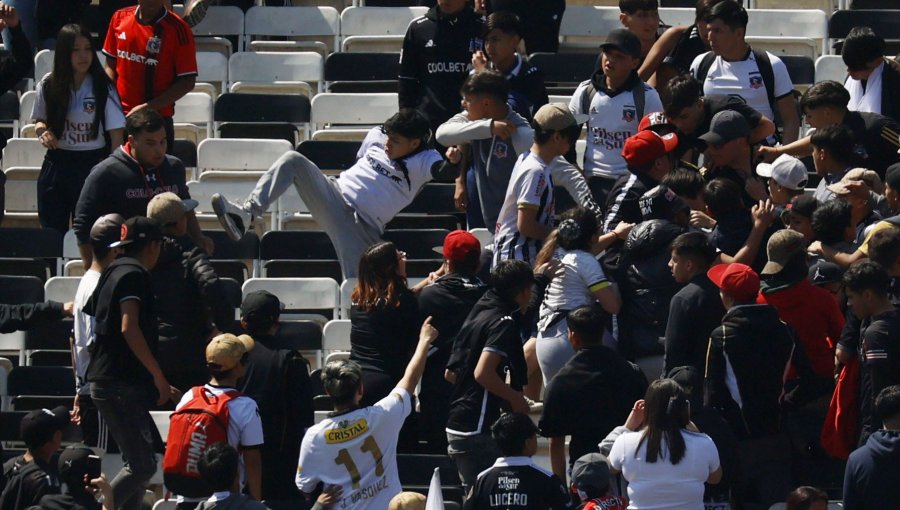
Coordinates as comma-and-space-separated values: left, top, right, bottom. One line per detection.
493, 150, 555, 267
337, 127, 442, 232
296, 387, 412, 510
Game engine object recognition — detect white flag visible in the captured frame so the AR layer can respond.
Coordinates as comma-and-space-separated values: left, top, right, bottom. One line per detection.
425, 467, 444, 510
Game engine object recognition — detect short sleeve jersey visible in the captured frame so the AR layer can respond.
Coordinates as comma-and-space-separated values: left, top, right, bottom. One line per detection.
32, 75, 126, 151
690, 50, 794, 124
539, 249, 609, 319
338, 127, 442, 232
608, 430, 720, 510
102, 6, 197, 117
73, 269, 102, 396
493, 151, 555, 267
296, 387, 412, 510
568, 81, 664, 179
464, 457, 573, 510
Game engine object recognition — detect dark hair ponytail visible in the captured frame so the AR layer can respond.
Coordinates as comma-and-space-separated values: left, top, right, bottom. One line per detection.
637, 379, 690, 465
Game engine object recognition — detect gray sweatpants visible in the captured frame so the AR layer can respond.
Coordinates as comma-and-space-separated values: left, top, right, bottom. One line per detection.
245, 151, 381, 279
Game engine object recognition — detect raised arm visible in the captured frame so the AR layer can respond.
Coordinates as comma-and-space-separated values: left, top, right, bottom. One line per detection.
396, 316, 439, 395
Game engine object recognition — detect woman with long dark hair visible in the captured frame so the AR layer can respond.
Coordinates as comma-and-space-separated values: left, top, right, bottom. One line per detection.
608, 379, 722, 509
32, 23, 125, 233
532, 207, 627, 384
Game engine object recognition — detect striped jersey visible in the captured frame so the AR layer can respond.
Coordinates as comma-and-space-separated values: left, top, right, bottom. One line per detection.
493, 151, 555, 267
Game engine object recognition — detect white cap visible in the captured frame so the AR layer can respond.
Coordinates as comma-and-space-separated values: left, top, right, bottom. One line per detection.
756, 154, 809, 191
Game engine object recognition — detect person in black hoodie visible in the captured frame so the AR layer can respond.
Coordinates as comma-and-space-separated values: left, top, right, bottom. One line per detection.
417, 230, 488, 453
72, 108, 212, 268
398, 0, 483, 139
146, 192, 232, 394
38, 444, 115, 510
237, 290, 314, 502
843, 384, 900, 510
0, 407, 68, 510
705, 262, 794, 510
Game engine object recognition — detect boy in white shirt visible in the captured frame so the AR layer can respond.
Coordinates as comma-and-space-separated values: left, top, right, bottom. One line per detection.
493, 103, 587, 267
569, 28, 664, 204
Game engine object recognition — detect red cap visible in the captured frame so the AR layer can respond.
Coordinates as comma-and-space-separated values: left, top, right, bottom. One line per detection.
638, 112, 670, 133
622, 130, 679, 169
707, 263, 760, 302
442, 230, 481, 263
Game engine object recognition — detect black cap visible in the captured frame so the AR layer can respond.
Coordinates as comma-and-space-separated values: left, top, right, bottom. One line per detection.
58, 444, 96, 487
786, 194, 819, 221
108, 216, 163, 248
697, 110, 750, 148
21, 406, 69, 448
600, 29, 642, 59
240, 290, 284, 325
808, 260, 843, 285
90, 214, 125, 247
639, 184, 689, 221
571, 453, 611, 496
885, 163, 900, 192
483, 11, 521, 37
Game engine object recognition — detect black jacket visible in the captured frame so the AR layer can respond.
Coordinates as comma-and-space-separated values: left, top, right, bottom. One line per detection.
0, 24, 32, 96
664, 273, 726, 375
151, 235, 231, 385
0, 302, 65, 334
398, 5, 483, 130
506, 54, 549, 122
880, 58, 900, 123
239, 333, 314, 501
617, 219, 686, 360
72, 146, 190, 245
0, 456, 59, 510
843, 429, 900, 510
38, 492, 100, 510
705, 304, 794, 439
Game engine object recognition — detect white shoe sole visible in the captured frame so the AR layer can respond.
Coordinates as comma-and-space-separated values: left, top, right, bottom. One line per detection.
211, 193, 245, 241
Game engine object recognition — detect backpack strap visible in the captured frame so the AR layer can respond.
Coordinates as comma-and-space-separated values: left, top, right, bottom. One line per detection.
631, 80, 645, 120
694, 51, 717, 88
752, 48, 777, 114
579, 82, 597, 118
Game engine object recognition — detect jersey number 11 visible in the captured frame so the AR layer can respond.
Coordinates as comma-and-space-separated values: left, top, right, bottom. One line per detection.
334, 436, 385, 489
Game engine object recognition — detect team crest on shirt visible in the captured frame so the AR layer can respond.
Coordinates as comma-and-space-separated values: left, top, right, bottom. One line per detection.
146, 36, 161, 55
83, 99, 95, 114
749, 75, 763, 89
493, 141, 508, 159
324, 418, 369, 444
622, 108, 635, 122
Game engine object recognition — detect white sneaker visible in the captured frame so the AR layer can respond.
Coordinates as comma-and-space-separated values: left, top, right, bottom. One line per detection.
211, 193, 251, 241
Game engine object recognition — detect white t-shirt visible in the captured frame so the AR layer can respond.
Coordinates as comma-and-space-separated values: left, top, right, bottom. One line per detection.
174, 385, 264, 500
690, 50, 794, 124
608, 429, 720, 510
568, 81, 663, 179
493, 150, 555, 267
538, 249, 609, 328
32, 74, 126, 151
73, 269, 101, 396
296, 387, 412, 510
338, 127, 442, 232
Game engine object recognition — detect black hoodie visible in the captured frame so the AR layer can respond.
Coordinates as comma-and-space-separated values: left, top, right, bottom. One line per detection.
843, 429, 900, 510
705, 304, 794, 439
398, 5, 483, 131
72, 146, 190, 245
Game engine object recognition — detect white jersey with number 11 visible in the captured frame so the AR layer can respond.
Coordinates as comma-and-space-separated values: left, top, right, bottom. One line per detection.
296, 387, 412, 510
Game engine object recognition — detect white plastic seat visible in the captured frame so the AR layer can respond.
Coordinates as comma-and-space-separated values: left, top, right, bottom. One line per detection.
548, 95, 572, 105
559, 7, 622, 50
744, 9, 829, 58
322, 319, 351, 352
2, 139, 45, 170
192, 5, 245, 55
151, 498, 176, 510
33, 50, 104, 83
244, 6, 340, 54
44, 276, 81, 303
815, 55, 846, 84
227, 51, 322, 97
468, 228, 493, 250
62, 230, 79, 261
657, 7, 695, 27
197, 138, 291, 174
3, 167, 39, 226
339, 7, 427, 53
174, 92, 214, 142
310, 93, 398, 140
19, 91, 35, 134
242, 277, 340, 321
196, 51, 228, 94
339, 278, 356, 318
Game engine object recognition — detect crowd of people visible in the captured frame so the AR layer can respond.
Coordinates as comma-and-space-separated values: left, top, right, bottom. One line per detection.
0, 0, 897, 509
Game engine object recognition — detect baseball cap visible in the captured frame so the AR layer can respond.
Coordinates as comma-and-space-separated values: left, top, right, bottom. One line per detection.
639, 184, 689, 221
58, 444, 100, 487
206, 333, 255, 371
533, 103, 588, 131
622, 130, 679, 169
761, 229, 808, 275
885, 163, 900, 192
109, 216, 163, 248
698, 110, 750, 148
147, 192, 199, 226
600, 28, 641, 59
808, 259, 843, 286
571, 453, 611, 496
240, 290, 284, 325
21, 406, 70, 447
90, 213, 125, 247
786, 194, 818, 220
827, 167, 884, 196
707, 262, 760, 302
756, 154, 809, 191
638, 112, 672, 134
442, 230, 481, 263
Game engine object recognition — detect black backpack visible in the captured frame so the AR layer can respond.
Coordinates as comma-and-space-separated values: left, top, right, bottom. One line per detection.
694, 49, 776, 118
578, 79, 646, 122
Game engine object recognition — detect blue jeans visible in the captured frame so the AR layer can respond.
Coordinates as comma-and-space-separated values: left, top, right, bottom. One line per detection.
446, 432, 501, 489
91, 382, 158, 510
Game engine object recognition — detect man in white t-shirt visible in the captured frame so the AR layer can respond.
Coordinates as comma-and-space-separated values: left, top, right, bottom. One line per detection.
493, 103, 588, 267
690, 0, 799, 144
212, 109, 459, 279
569, 28, 664, 205
72, 213, 123, 453
174, 333, 264, 508
295, 317, 438, 510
